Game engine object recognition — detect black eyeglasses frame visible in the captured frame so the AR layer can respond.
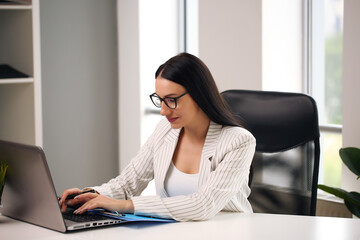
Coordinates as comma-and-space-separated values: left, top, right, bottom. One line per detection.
149, 92, 189, 109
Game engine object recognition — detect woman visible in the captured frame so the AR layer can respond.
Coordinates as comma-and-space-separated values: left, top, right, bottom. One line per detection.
59, 53, 256, 221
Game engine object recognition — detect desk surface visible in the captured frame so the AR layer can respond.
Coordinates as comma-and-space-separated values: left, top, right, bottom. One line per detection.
1, 212, 360, 240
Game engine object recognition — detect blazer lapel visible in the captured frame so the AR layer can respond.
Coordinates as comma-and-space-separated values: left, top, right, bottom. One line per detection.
198, 121, 222, 187
155, 127, 181, 198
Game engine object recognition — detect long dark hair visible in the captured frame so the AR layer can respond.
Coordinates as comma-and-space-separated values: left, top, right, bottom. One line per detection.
155, 53, 243, 127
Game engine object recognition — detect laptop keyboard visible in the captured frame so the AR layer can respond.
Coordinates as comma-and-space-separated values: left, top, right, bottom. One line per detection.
63, 211, 109, 223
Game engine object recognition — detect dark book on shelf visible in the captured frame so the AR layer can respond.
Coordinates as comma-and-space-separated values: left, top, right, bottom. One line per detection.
0, 64, 29, 79
0, 0, 32, 5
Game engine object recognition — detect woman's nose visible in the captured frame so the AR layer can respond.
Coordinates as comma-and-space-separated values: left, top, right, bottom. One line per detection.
160, 101, 171, 116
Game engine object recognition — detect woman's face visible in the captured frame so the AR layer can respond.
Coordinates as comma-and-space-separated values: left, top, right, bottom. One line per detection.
155, 76, 203, 129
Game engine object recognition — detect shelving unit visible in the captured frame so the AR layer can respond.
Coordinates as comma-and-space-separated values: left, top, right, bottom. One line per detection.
0, 0, 42, 146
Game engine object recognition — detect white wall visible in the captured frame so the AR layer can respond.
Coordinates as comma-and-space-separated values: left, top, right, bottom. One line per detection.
40, 0, 118, 194
198, 0, 262, 91
117, 0, 141, 171
342, 0, 360, 192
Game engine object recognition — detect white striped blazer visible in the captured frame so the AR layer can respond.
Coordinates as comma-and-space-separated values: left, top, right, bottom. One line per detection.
92, 119, 256, 221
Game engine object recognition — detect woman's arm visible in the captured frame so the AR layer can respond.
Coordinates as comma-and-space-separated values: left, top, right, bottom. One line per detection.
87, 119, 171, 199
59, 119, 169, 213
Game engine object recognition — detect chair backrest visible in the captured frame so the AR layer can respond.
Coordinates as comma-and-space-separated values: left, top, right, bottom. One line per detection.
222, 89, 320, 216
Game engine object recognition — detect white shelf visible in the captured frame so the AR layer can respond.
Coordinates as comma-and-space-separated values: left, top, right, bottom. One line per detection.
0, 78, 34, 84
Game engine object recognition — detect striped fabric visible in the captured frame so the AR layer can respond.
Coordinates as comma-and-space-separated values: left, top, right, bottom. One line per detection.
92, 119, 256, 221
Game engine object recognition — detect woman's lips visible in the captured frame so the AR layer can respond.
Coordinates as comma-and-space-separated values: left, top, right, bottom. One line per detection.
167, 117, 179, 123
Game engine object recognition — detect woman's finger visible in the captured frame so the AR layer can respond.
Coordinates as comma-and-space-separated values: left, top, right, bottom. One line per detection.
73, 192, 99, 201
73, 198, 100, 214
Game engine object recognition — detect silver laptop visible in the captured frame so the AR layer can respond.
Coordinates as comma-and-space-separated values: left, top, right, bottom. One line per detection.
0, 139, 127, 232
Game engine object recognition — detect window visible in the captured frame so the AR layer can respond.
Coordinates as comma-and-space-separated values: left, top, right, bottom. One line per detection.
262, 0, 344, 187
139, 0, 186, 195
311, 0, 343, 187
262, 0, 303, 93
139, 0, 181, 145
139, 0, 198, 145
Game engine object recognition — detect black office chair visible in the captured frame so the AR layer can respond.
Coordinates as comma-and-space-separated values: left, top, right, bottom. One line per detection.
222, 89, 320, 216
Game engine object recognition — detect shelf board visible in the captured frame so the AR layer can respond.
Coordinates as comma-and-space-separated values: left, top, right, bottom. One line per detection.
0, 3, 32, 10
0, 78, 34, 84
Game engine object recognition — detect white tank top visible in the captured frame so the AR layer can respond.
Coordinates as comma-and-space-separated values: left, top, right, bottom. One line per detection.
164, 162, 199, 197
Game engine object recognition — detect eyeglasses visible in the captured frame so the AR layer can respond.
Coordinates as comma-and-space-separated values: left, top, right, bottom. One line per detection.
149, 92, 188, 109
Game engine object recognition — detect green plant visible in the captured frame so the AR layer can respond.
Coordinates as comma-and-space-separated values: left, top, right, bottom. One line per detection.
318, 147, 360, 217
0, 161, 8, 205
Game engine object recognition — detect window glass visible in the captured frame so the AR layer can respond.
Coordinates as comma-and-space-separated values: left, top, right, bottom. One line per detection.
320, 132, 342, 187
139, 0, 179, 146
262, 0, 303, 93
312, 0, 343, 126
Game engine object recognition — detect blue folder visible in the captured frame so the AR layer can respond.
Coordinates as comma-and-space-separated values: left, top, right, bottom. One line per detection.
89, 209, 176, 223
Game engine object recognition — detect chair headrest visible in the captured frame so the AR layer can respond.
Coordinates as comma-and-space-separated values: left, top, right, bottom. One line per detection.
222, 90, 320, 152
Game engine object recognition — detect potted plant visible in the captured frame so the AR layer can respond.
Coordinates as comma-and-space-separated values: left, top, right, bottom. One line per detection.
318, 147, 360, 217
0, 161, 8, 206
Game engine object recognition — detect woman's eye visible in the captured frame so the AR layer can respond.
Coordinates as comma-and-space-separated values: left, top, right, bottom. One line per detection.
166, 98, 176, 103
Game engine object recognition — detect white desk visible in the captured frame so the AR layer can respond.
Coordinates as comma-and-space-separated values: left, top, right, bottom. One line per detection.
1, 212, 359, 240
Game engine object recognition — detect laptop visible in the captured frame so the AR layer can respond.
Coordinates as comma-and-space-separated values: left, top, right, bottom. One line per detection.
0, 139, 131, 232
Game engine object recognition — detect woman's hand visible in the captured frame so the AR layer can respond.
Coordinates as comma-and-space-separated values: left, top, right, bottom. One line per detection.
72, 193, 135, 215
59, 188, 83, 213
